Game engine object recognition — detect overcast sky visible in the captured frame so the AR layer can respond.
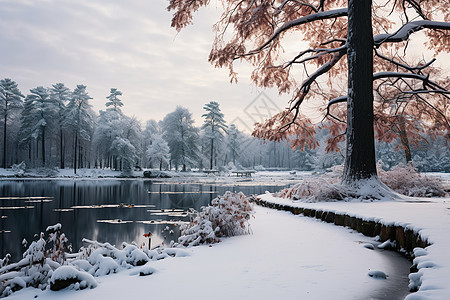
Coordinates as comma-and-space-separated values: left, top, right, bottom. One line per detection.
1, 0, 448, 132
0, 0, 292, 132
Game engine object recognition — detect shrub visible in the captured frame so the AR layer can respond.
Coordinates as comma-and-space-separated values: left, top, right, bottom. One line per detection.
178, 191, 254, 247
377, 162, 446, 197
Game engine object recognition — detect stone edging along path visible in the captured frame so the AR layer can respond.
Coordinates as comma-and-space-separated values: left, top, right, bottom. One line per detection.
251, 197, 430, 292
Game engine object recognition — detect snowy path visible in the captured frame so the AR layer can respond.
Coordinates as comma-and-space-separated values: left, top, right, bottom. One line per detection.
258, 194, 450, 300
10, 206, 408, 300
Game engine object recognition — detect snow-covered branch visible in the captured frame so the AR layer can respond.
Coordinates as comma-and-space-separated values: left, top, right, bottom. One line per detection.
374, 20, 450, 46
324, 96, 347, 123
278, 45, 347, 69
373, 72, 446, 90
402, 89, 450, 95
276, 0, 319, 13
251, 8, 348, 54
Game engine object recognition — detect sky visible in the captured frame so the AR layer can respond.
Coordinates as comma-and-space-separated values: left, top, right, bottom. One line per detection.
0, 0, 292, 132
0, 0, 448, 133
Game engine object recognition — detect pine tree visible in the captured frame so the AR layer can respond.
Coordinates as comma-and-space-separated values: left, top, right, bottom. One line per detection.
226, 124, 241, 166
105, 88, 123, 113
62, 85, 95, 174
201, 101, 227, 169
23, 87, 58, 166
0, 78, 24, 168
50, 83, 71, 169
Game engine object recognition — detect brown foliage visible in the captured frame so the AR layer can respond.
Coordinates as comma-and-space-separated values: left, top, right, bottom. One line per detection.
168, 0, 449, 153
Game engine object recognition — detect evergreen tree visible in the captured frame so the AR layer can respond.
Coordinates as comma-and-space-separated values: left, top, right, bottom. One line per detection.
226, 124, 241, 166
162, 106, 200, 171
105, 88, 123, 113
50, 83, 71, 169
201, 101, 227, 169
62, 85, 95, 174
0, 78, 24, 168
22, 87, 58, 166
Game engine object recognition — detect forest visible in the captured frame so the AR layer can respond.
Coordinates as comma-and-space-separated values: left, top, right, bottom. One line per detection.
1, 78, 448, 174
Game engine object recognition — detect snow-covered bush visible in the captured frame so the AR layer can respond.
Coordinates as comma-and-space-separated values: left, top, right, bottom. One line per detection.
0, 224, 190, 297
35, 167, 59, 177
46, 223, 70, 264
49, 265, 97, 291
377, 162, 446, 197
11, 162, 26, 176
0, 224, 74, 297
178, 191, 254, 247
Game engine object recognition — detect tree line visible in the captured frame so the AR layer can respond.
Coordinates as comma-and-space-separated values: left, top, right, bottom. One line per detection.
1, 78, 448, 174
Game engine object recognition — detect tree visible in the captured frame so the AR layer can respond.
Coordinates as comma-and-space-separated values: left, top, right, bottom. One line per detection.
0, 78, 24, 168
201, 101, 227, 169
142, 120, 160, 168
22, 87, 58, 166
50, 83, 71, 169
105, 88, 124, 113
146, 133, 171, 170
115, 115, 142, 172
62, 85, 95, 174
168, 0, 449, 189
162, 106, 200, 171
226, 124, 241, 166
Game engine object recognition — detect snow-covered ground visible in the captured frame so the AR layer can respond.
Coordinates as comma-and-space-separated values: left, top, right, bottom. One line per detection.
1, 169, 449, 299
257, 193, 450, 300
9, 205, 410, 300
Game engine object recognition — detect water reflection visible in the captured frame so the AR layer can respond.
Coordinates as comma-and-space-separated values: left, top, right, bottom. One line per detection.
0, 180, 286, 262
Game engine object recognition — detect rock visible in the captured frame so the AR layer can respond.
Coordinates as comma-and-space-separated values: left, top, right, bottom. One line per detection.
363, 243, 375, 250
368, 270, 387, 279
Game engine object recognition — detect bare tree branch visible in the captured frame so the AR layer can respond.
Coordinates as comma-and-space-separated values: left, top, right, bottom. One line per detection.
375, 50, 436, 72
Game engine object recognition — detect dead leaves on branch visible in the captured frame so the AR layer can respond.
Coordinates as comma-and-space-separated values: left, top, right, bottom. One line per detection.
169, 0, 449, 153
252, 110, 318, 151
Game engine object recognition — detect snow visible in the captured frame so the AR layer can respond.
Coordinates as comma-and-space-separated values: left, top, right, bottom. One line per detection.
50, 266, 97, 290
8, 205, 405, 300
2, 170, 449, 299
257, 191, 450, 300
368, 270, 388, 279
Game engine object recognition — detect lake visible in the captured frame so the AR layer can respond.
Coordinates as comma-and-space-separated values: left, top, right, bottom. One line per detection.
0, 179, 287, 262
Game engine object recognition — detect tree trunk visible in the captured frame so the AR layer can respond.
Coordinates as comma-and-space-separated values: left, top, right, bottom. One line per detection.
2, 114, 6, 168
343, 0, 377, 184
397, 117, 412, 162
74, 133, 78, 174
60, 129, 64, 169
42, 127, 46, 166
210, 139, 214, 170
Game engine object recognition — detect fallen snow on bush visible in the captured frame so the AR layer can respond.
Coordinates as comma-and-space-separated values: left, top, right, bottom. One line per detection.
378, 163, 446, 197
49, 266, 97, 291
178, 191, 254, 247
